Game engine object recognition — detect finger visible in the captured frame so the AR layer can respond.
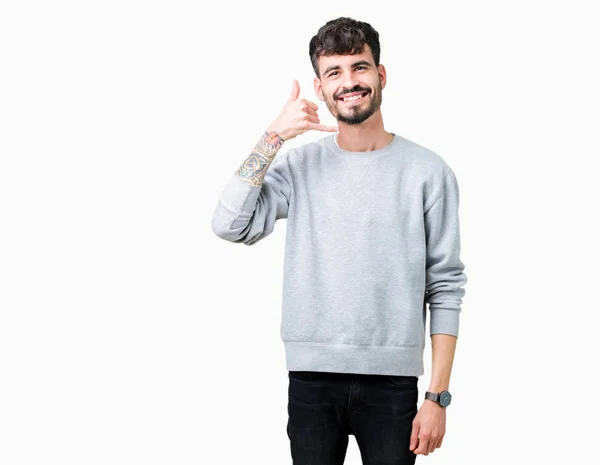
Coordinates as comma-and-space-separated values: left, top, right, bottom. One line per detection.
302, 107, 319, 119
409, 422, 419, 452
428, 436, 438, 454
286, 79, 300, 105
425, 433, 434, 454
299, 99, 319, 111
416, 434, 429, 455
436, 435, 444, 449
306, 122, 338, 132
304, 114, 320, 125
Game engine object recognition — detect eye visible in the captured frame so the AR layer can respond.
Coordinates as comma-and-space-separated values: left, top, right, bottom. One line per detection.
328, 66, 366, 78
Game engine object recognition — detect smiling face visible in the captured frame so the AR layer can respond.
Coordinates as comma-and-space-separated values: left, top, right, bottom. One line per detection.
314, 43, 386, 126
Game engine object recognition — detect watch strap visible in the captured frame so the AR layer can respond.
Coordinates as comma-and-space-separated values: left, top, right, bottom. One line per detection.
424, 391, 440, 403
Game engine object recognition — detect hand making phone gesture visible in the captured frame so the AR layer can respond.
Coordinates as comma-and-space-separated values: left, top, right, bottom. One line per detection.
267, 79, 338, 141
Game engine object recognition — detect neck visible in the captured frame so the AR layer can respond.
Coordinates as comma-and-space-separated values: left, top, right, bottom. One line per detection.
335, 112, 392, 152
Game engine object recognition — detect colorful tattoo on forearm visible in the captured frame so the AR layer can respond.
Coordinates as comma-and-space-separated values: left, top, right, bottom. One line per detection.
235, 130, 286, 187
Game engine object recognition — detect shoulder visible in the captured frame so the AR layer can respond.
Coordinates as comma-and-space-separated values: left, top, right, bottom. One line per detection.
397, 136, 450, 175
280, 136, 329, 167
394, 136, 458, 211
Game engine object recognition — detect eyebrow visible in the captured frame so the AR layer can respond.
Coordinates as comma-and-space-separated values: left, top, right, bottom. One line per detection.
323, 60, 372, 76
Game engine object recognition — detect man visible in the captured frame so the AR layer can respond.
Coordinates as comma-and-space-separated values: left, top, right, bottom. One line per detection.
212, 16, 467, 465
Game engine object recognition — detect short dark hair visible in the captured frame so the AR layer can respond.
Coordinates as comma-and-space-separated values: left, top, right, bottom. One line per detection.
309, 17, 381, 79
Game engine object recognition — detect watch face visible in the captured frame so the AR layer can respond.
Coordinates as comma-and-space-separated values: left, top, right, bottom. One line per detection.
439, 391, 452, 407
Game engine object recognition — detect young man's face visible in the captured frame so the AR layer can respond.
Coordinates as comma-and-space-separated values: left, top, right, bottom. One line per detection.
314, 43, 386, 126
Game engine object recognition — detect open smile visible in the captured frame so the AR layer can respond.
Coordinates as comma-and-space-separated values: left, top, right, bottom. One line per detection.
338, 91, 369, 104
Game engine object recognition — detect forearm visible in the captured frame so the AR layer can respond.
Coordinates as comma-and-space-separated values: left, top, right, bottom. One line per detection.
428, 334, 457, 392
235, 129, 286, 187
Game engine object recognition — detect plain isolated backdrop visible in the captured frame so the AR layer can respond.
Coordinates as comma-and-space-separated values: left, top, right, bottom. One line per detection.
1, 1, 599, 464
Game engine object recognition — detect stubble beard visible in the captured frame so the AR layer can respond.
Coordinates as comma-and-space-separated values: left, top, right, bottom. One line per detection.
325, 81, 383, 126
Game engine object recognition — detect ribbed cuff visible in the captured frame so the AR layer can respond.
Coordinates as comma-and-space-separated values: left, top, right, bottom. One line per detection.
429, 307, 460, 337
219, 174, 261, 215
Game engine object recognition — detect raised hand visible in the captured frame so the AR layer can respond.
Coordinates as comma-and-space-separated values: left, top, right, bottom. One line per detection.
267, 79, 338, 141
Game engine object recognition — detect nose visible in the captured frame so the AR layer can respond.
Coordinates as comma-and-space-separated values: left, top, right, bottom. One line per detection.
340, 74, 361, 95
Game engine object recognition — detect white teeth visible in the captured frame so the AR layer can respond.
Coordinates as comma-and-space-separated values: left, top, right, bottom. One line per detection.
342, 93, 366, 102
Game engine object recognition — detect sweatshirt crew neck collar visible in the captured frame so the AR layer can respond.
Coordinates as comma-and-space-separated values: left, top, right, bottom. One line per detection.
326, 132, 404, 157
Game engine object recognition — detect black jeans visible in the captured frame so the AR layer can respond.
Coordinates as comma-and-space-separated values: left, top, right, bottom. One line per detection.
287, 370, 419, 465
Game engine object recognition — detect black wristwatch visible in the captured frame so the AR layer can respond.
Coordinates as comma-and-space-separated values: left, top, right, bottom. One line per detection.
425, 390, 452, 408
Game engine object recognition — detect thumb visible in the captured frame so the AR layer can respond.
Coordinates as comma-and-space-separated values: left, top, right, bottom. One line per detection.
409, 422, 419, 451
286, 79, 300, 104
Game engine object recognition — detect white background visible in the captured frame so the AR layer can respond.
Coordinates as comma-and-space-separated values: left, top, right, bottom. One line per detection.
1, 1, 599, 463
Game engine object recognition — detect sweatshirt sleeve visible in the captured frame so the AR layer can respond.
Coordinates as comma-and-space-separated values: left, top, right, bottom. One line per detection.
424, 168, 468, 338
211, 151, 292, 246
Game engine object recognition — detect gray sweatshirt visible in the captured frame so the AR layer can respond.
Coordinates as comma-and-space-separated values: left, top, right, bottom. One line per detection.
211, 132, 467, 376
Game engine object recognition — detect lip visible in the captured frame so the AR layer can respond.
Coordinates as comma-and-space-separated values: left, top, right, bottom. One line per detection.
338, 91, 369, 103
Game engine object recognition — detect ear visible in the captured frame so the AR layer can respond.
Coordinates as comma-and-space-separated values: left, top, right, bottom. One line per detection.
378, 64, 387, 90
314, 76, 325, 101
